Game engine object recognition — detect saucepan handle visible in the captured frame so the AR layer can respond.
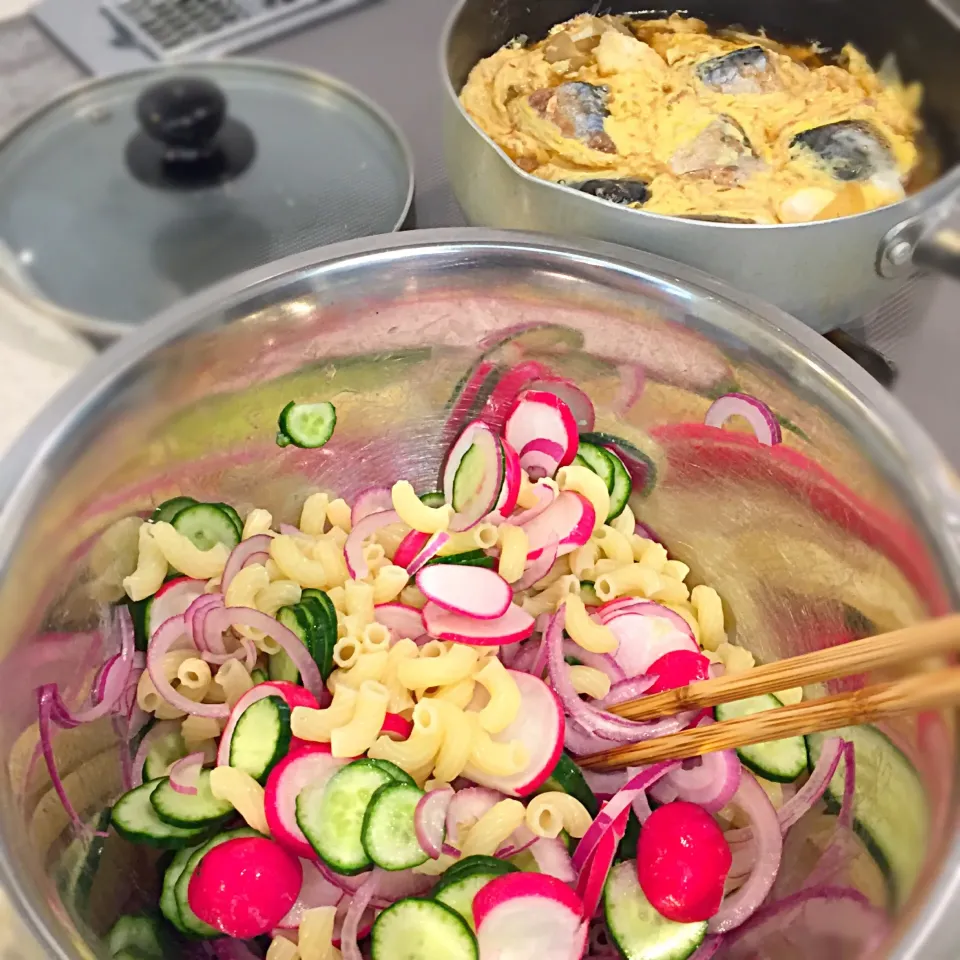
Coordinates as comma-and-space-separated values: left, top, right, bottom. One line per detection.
877, 189, 960, 282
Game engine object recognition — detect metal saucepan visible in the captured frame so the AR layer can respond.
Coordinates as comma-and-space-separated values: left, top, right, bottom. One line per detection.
0, 229, 958, 959
441, 0, 960, 332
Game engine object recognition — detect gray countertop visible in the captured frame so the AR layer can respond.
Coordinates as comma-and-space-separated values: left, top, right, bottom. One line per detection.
0, 0, 957, 465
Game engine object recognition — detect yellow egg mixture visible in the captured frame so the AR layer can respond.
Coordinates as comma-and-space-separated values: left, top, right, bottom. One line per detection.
459, 13, 929, 223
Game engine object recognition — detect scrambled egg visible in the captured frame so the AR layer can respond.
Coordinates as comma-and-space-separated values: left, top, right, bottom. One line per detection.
460, 13, 928, 223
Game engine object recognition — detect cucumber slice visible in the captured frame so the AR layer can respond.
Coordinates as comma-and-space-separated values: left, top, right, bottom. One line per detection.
580, 431, 657, 498
214, 502, 243, 539
229, 695, 291, 782
151, 497, 197, 524
807, 726, 929, 906
419, 491, 447, 508
452, 443, 487, 511
605, 450, 632, 521
173, 827, 262, 938
371, 898, 478, 960
142, 728, 187, 782
111, 781, 210, 849
160, 846, 195, 933
362, 782, 429, 870
171, 504, 241, 553
425, 550, 496, 570
250, 667, 268, 684
149, 771, 234, 828
433, 864, 515, 931
296, 759, 395, 874
268, 649, 301, 684
300, 590, 338, 679
438, 855, 516, 886
278, 401, 337, 449
714, 694, 807, 782
270, 605, 313, 684
576, 442, 616, 491
106, 913, 170, 959
367, 758, 417, 786
537, 752, 599, 817
604, 860, 706, 960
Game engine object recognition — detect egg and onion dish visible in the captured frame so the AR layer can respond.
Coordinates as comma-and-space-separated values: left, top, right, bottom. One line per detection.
460, 13, 930, 223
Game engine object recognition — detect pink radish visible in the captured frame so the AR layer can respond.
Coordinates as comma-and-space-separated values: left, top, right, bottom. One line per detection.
351, 486, 395, 525
423, 602, 534, 646
146, 577, 205, 639
188, 836, 302, 937
393, 529, 430, 570
461, 671, 563, 796
442, 359, 497, 449
504, 390, 578, 477
478, 360, 554, 433
474, 873, 584, 959
510, 479, 557, 526
416, 564, 511, 620
442, 420, 505, 533
646, 650, 712, 694
373, 603, 426, 643
265, 744, 350, 859
518, 437, 567, 480
638, 801, 732, 923
526, 378, 595, 433
576, 826, 620, 921
405, 532, 451, 575
490, 441, 522, 521
518, 491, 595, 560
217, 683, 317, 766
597, 599, 696, 643
380, 712, 413, 741
278, 859, 343, 928
528, 836, 576, 883
415, 787, 454, 858
603, 608, 699, 678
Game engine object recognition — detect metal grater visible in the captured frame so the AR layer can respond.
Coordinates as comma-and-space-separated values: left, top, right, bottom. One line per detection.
100, 0, 372, 60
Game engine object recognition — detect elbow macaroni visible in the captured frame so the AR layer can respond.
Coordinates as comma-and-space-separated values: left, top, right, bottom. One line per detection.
497, 525, 529, 584
396, 643, 479, 690
473, 658, 521, 734
299, 906, 338, 960
595, 563, 661, 602
326, 498, 352, 532
123, 523, 167, 601
371, 565, 409, 604
330, 680, 389, 757
368, 699, 444, 773
569, 665, 611, 700
460, 799, 525, 857
242, 508, 273, 540
525, 792, 592, 839
563, 594, 617, 654
214, 659, 253, 706
300, 492, 330, 536
467, 727, 528, 777
556, 465, 609, 533
209, 766, 268, 834
691, 584, 727, 651
391, 481, 453, 534
594, 526, 633, 564
270, 536, 329, 589
150, 522, 229, 580
431, 701, 476, 783
292, 685, 358, 742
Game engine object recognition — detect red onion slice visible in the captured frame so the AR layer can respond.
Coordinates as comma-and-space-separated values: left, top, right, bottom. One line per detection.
316, 861, 370, 895
415, 788, 454, 859
688, 936, 723, 960
634, 521, 664, 544
352, 487, 395, 525
446, 787, 502, 850
597, 675, 657, 708
373, 603, 427, 643
512, 535, 559, 592
345, 510, 403, 580
612, 364, 645, 417
277, 859, 343, 928
368, 869, 435, 907
147, 615, 229, 718
393, 530, 430, 570
705, 392, 782, 447
708, 772, 783, 934
529, 836, 575, 883
655, 720, 742, 813
221, 534, 272, 594
169, 752, 205, 795
201, 638, 258, 671
339, 870, 381, 960
561, 641, 626, 685
576, 809, 630, 920
185, 594, 223, 651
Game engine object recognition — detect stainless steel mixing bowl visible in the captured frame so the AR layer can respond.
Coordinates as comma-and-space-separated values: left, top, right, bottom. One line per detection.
0, 230, 957, 959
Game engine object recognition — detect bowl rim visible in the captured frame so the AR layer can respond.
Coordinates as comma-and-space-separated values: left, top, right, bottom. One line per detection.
0, 227, 957, 960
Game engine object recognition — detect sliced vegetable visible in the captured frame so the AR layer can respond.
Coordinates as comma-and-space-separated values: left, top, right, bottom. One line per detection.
110, 781, 210, 849
599, 602, 699, 678
371, 898, 478, 960
106, 913, 171, 960
704, 393, 782, 446
422, 602, 535, 646
151, 496, 197, 524
605, 448, 632, 521
434, 861, 515, 931
575, 441, 615, 490
461, 671, 564, 796
441, 420, 505, 532
188, 836, 302, 937
141, 724, 188, 783
537, 752, 599, 817
473, 872, 584, 960
637, 801, 732, 923
172, 503, 241, 553
715, 694, 807, 782
228, 694, 292, 783
160, 846, 195, 932
416, 564, 511, 621
414, 787, 453, 859
516, 491, 595, 559
144, 577, 205, 641
646, 650, 711, 695
362, 782, 429, 870
150, 771, 233, 828
579, 431, 658, 497
297, 759, 395, 874
374, 602, 427, 643
426, 549, 496, 569
605, 859, 707, 960
277, 400, 337, 449
277, 858, 344, 928
265, 744, 349, 860
504, 390, 578, 480
352, 487, 395, 525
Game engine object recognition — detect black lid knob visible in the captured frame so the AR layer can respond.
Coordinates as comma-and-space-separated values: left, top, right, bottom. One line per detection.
126, 75, 255, 190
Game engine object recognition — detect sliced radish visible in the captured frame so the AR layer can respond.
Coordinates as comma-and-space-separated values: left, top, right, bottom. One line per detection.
416, 564, 511, 620
146, 577, 205, 639
510, 480, 558, 526
277, 859, 343, 928
442, 359, 497, 449
597, 599, 696, 642
351, 487, 395, 525
474, 873, 584, 959
259, 680, 321, 710
602, 607, 699, 678
380, 712, 413, 741
265, 744, 350, 859
518, 491, 595, 560
393, 529, 430, 570
344, 510, 402, 581
405, 532, 451, 575
529, 836, 576, 883
576, 826, 620, 921
188, 836, 302, 938
415, 787, 454, 858
490, 441, 522, 521
646, 650, 712, 694
423, 602, 534, 646
441, 420, 504, 533
527, 378, 596, 433
479, 360, 555, 433
373, 603, 426, 643
511, 536, 558, 591
518, 437, 567, 480
461, 671, 563, 796
504, 390, 578, 478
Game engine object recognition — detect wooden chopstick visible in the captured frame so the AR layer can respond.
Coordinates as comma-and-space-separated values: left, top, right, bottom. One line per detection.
608, 613, 960, 722
580, 666, 960, 769
580, 614, 960, 771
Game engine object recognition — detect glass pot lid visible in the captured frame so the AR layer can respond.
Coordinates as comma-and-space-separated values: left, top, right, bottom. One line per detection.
0, 59, 414, 339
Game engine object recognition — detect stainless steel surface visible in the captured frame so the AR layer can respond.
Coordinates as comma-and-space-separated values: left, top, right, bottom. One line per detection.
0, 230, 958, 958
0, 57, 414, 339
441, 0, 960, 334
